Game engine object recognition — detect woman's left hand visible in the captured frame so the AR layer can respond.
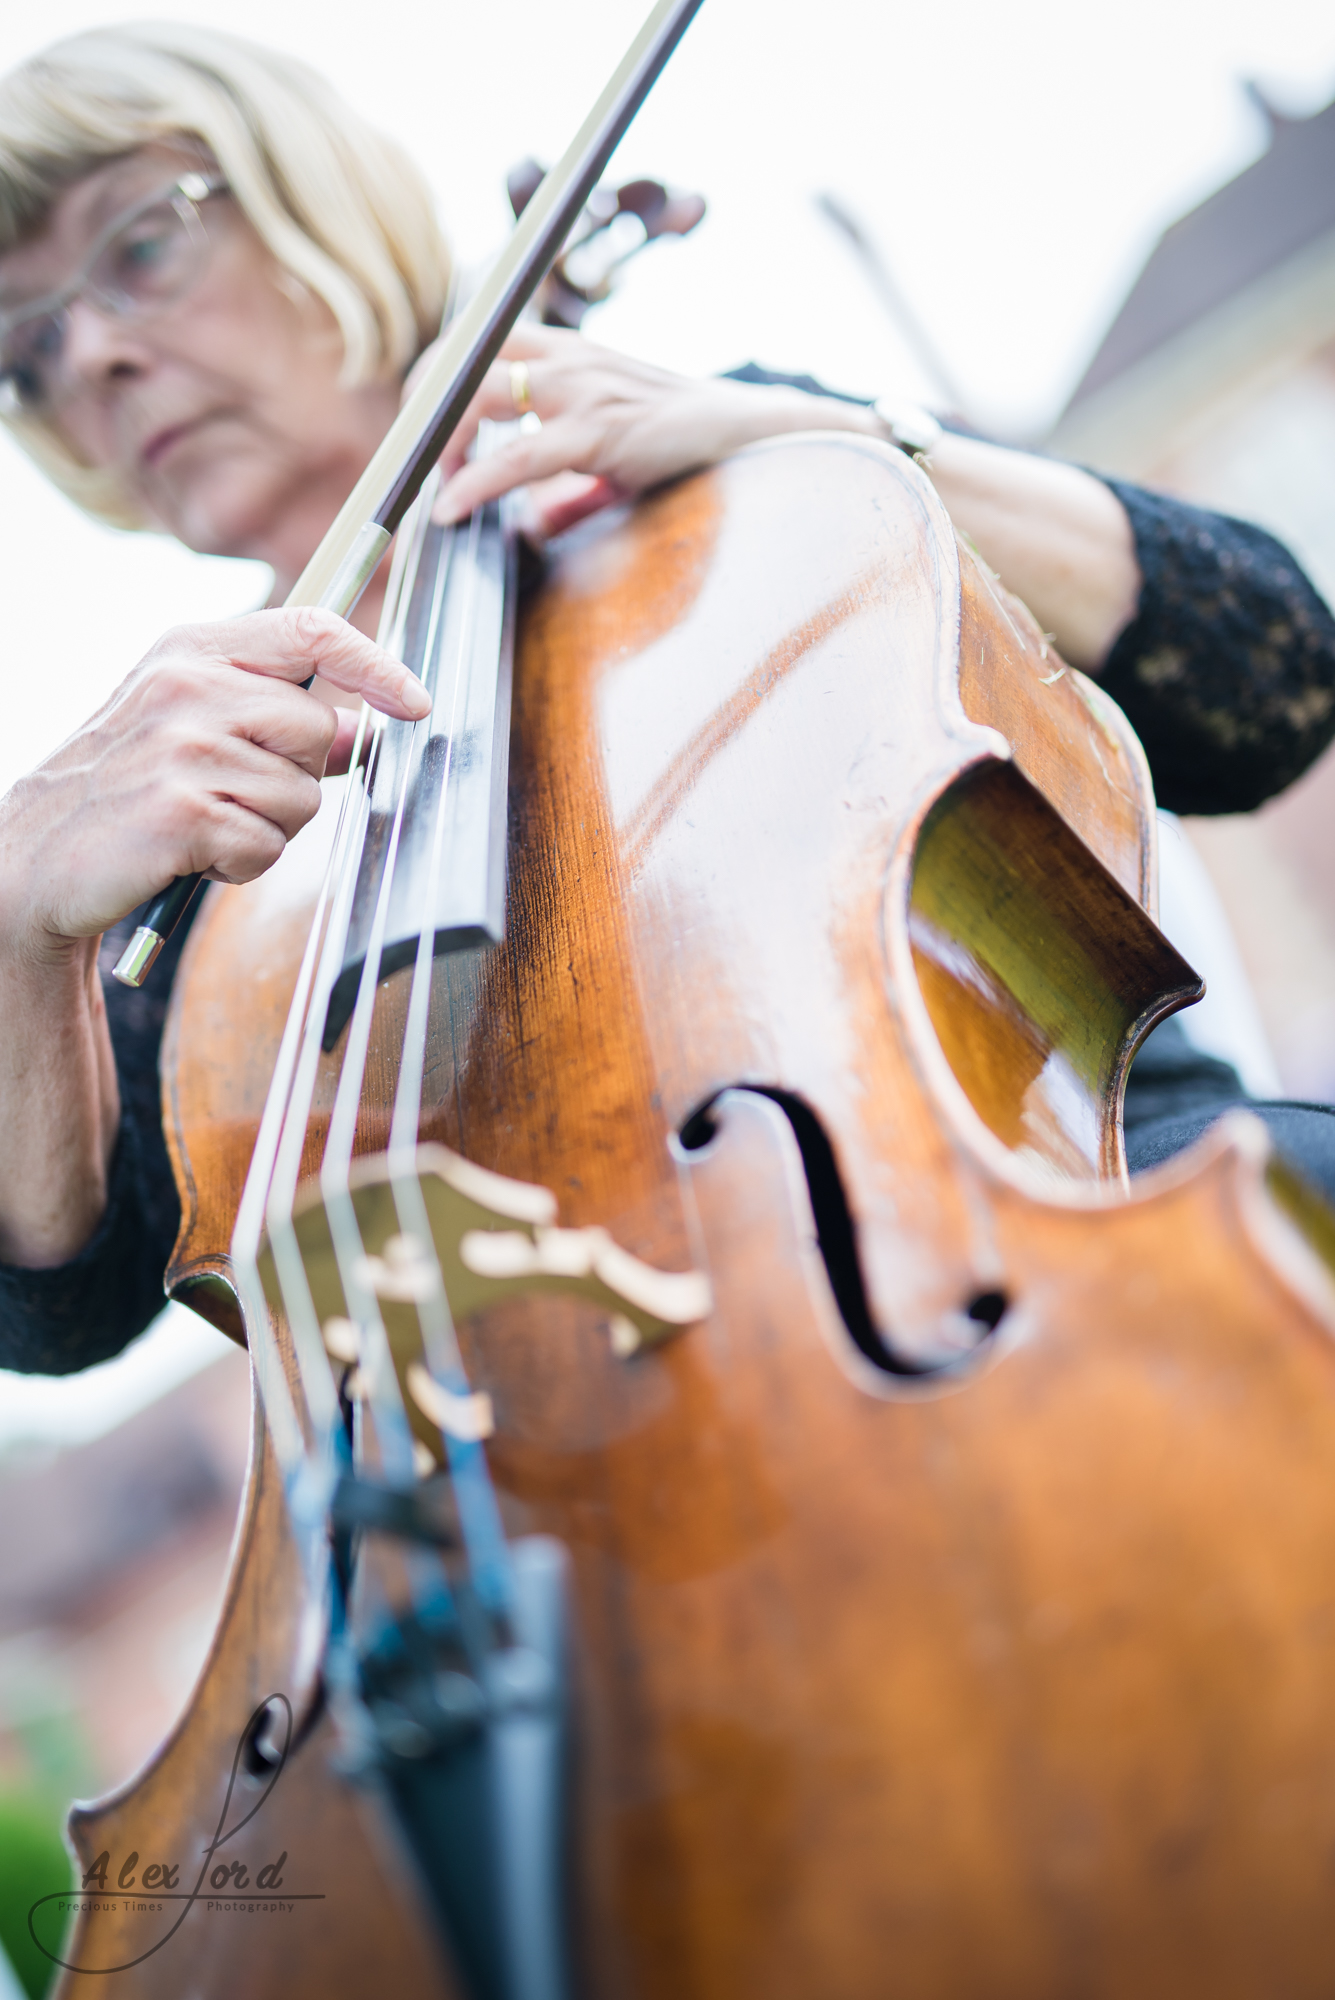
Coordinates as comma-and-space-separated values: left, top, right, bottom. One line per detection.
407, 324, 868, 538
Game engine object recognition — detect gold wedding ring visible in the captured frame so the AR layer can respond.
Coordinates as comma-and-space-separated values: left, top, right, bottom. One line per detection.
509, 360, 533, 416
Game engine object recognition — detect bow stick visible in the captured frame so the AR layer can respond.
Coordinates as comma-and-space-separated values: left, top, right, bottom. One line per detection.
114, 0, 704, 988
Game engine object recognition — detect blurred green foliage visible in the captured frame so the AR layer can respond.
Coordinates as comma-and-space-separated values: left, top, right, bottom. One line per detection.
0, 1792, 72, 1999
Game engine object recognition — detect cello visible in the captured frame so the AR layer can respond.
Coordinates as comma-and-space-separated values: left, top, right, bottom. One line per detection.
42, 27, 1335, 2000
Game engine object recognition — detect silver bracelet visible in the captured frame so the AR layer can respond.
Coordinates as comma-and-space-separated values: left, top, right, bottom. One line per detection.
872, 397, 942, 460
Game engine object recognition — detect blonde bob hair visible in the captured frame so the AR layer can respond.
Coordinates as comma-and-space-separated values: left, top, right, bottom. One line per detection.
0, 21, 451, 528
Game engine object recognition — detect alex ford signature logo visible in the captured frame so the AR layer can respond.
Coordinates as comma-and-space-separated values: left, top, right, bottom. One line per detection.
27, 1694, 325, 1975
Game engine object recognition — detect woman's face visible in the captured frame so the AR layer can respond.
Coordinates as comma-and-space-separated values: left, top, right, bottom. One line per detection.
0, 143, 400, 585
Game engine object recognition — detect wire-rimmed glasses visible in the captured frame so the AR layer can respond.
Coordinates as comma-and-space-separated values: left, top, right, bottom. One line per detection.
0, 170, 228, 416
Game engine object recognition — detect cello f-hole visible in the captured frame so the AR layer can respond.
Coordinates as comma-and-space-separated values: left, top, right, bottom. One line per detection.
241, 1696, 289, 1779
966, 1290, 1010, 1333
677, 1102, 720, 1152
677, 1087, 1007, 1377
239, 1691, 308, 1781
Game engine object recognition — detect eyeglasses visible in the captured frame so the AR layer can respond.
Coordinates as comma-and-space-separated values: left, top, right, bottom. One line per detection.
0, 170, 228, 416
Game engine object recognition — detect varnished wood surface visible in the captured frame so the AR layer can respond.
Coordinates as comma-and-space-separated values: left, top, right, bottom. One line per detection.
545, 1094, 1335, 2000
54, 1390, 459, 2000
88, 435, 1335, 1997
956, 556, 1158, 913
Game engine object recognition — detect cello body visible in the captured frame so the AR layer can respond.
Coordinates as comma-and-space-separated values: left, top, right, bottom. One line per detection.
55, 437, 1335, 1999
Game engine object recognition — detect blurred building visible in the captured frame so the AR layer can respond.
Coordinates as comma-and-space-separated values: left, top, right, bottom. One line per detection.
0, 1349, 249, 1828
1049, 87, 1335, 1098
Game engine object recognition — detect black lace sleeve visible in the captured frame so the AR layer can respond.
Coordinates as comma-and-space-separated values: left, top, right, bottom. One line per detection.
722, 361, 868, 406
0, 899, 199, 1375
1097, 481, 1335, 815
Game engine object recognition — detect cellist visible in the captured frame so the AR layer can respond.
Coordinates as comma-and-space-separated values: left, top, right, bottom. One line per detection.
0, 18, 1331, 1384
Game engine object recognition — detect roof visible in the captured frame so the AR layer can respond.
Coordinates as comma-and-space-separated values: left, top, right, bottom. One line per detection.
1065, 89, 1335, 411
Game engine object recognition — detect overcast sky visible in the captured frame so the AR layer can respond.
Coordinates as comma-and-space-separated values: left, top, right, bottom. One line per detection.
0, 0, 1334, 1434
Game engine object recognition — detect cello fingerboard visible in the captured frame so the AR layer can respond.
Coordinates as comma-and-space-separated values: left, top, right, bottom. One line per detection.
324, 489, 516, 1050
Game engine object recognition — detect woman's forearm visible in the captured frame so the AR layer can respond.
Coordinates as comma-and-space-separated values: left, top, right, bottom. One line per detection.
922, 432, 1141, 673
706, 402, 1144, 672
758, 403, 1143, 672
0, 934, 119, 1267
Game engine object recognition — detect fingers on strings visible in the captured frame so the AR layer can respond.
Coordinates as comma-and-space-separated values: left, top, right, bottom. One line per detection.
183, 609, 431, 719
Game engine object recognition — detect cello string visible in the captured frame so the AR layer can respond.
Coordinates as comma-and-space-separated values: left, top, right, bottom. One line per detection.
385, 468, 514, 1611
201, 479, 411, 1287
229, 704, 382, 1475
263, 486, 459, 1633
344, 1441, 448, 1647
224, 722, 383, 1606
389, 422, 510, 1174
231, 482, 425, 1480
344, 1358, 457, 1645
245, 443, 511, 1626
386, 495, 478, 1168
266, 468, 427, 1216
320, 471, 451, 1196
314, 498, 455, 1585
257, 491, 434, 1444
321, 856, 461, 1620
261, 749, 384, 1448
316, 452, 516, 1625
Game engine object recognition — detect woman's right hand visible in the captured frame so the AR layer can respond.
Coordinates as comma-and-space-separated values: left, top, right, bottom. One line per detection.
0, 606, 430, 956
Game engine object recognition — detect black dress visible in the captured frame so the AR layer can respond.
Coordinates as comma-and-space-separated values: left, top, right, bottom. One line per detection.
1093, 480, 1335, 1190
4, 444, 1334, 1373
0, 909, 199, 1374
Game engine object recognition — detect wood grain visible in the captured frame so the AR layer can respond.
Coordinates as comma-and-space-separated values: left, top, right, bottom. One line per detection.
70, 435, 1335, 1999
